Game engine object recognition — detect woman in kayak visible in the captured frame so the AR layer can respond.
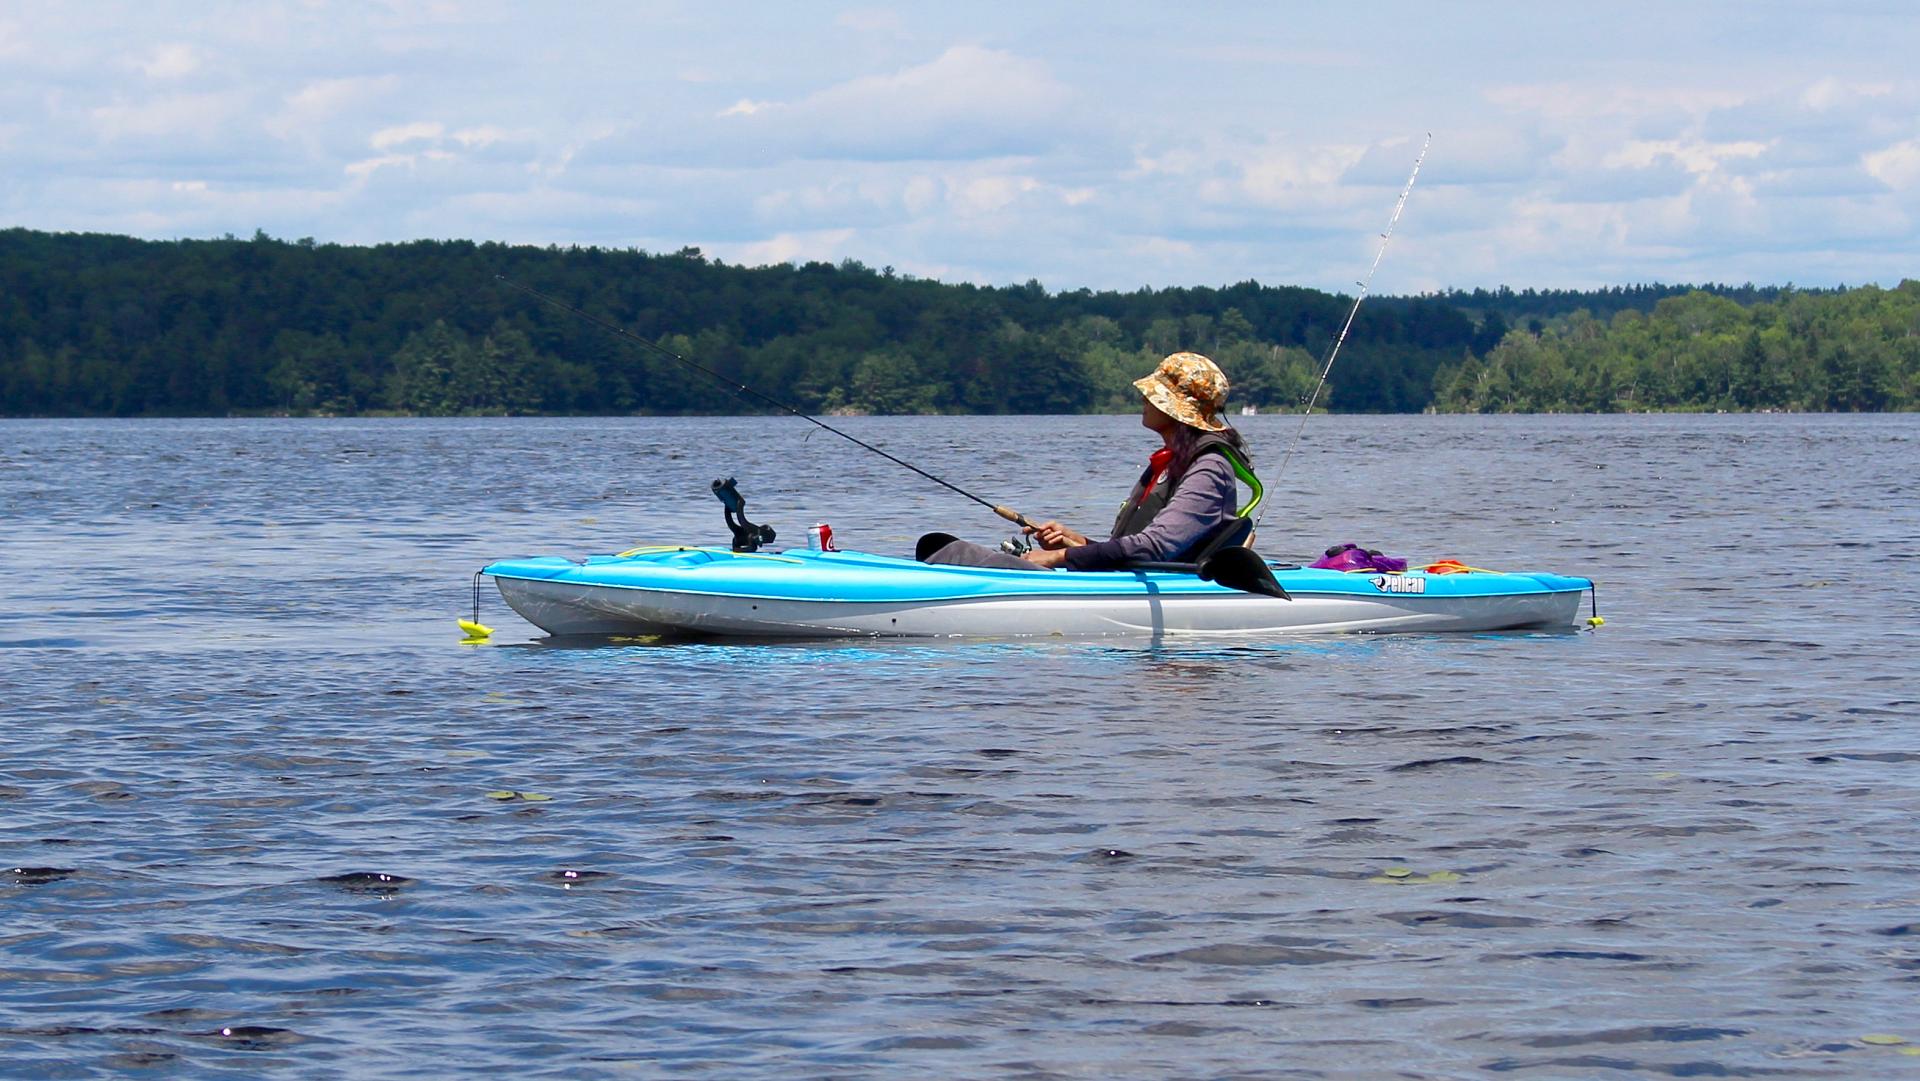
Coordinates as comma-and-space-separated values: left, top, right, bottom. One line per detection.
920, 351, 1256, 571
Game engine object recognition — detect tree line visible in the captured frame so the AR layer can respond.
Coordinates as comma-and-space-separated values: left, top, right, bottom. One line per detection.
1433, 286, 1920, 412
1, 227, 1913, 416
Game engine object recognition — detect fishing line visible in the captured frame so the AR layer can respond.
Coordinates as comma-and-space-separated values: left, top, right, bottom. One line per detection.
496, 275, 1037, 528
1260, 134, 1429, 527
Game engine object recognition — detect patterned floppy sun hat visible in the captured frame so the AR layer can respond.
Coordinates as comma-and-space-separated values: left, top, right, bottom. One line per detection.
1133, 352, 1230, 432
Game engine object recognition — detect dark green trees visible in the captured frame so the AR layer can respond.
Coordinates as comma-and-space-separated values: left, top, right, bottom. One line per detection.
0, 227, 1913, 416
1430, 287, 1920, 412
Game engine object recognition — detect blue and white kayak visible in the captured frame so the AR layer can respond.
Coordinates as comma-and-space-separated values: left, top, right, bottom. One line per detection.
482, 546, 1594, 639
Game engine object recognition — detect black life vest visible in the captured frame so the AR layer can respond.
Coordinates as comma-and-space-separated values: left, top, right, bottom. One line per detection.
1108, 432, 1253, 539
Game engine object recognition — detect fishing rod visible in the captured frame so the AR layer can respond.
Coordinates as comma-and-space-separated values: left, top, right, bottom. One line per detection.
1262, 134, 1429, 524
495, 275, 1039, 528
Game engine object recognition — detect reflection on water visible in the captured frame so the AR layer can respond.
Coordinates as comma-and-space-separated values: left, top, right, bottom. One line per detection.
513, 619, 1591, 659
2, 414, 1917, 1078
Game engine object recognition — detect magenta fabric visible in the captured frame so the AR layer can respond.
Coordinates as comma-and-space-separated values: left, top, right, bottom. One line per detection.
1309, 543, 1409, 573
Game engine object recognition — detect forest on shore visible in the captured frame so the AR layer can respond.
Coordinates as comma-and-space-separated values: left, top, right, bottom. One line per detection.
2, 227, 1915, 417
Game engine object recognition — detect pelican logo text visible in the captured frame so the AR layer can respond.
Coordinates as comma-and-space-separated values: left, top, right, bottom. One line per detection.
1371, 575, 1426, 594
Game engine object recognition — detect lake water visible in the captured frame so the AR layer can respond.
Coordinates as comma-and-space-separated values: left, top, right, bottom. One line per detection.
2, 413, 1917, 1078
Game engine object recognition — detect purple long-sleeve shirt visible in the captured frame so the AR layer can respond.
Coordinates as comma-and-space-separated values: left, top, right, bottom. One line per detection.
1061, 454, 1237, 570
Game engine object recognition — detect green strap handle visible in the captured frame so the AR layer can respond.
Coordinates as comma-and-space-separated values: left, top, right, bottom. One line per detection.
1222, 445, 1264, 519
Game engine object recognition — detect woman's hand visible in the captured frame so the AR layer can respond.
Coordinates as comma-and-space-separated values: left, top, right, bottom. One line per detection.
1022, 547, 1068, 569
1024, 520, 1088, 550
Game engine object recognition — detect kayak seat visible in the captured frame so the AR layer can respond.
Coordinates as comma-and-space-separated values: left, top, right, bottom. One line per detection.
915, 532, 962, 562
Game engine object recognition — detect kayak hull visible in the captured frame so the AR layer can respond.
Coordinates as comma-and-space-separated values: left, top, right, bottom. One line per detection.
484, 547, 1592, 639
494, 575, 1583, 637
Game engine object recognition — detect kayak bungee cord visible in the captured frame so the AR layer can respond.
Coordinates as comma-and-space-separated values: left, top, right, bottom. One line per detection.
495, 275, 1040, 529
1259, 134, 1429, 529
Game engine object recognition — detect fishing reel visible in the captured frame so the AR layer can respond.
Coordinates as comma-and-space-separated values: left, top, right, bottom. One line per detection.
712, 477, 776, 553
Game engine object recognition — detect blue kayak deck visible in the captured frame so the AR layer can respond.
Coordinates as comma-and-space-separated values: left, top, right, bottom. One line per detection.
483, 547, 1592, 605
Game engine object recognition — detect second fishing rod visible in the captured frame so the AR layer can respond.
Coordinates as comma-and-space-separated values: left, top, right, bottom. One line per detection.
495, 275, 1040, 529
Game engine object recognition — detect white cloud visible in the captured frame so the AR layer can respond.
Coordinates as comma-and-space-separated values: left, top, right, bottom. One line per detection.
1750, 165, 1885, 199
1863, 139, 1920, 191
1176, 43, 1364, 68
713, 45, 1075, 163
1701, 81, 1920, 160
1135, 235, 1201, 258
285, 76, 395, 117
40, 176, 353, 239
371, 121, 445, 150
139, 43, 200, 79
415, 187, 656, 247
951, 174, 1040, 215
267, 76, 399, 139
532, 123, 617, 180
1230, 143, 1364, 209
1485, 82, 1748, 123
752, 176, 897, 224
90, 92, 248, 140
345, 148, 455, 180
1354, 131, 1556, 187
1602, 138, 1769, 175
1551, 160, 1694, 204
451, 126, 510, 149
743, 166, 1091, 238
836, 9, 905, 35
345, 153, 418, 180
1125, 136, 1371, 223
722, 228, 858, 267
1801, 77, 1894, 111
902, 175, 940, 215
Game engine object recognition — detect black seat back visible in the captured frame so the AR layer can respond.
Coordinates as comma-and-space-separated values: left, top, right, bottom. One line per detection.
1181, 517, 1254, 564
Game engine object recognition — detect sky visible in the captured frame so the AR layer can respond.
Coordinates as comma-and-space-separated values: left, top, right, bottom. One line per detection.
3, 1, 1918, 294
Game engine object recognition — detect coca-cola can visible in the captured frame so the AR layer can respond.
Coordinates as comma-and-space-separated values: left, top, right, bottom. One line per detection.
808, 523, 835, 551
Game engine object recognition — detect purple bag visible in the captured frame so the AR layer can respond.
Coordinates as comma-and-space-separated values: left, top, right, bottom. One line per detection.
1310, 543, 1408, 573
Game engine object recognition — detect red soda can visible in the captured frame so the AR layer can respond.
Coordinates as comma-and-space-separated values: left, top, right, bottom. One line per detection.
808, 523, 835, 551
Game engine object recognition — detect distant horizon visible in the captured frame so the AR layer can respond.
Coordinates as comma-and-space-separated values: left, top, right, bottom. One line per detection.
3, 222, 1888, 300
